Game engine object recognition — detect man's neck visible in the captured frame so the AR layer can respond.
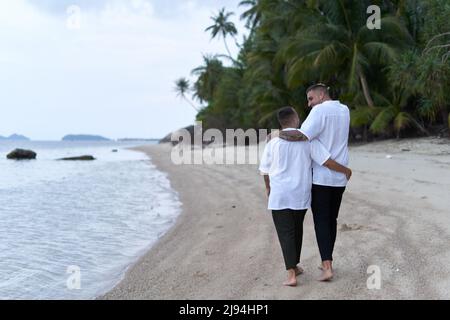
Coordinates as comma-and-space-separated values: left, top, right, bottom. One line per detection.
312, 98, 332, 108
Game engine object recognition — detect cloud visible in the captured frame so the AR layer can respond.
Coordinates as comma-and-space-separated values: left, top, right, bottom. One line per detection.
0, 0, 245, 140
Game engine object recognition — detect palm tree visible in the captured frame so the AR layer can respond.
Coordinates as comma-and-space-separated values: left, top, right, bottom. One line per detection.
174, 78, 199, 112
278, 0, 413, 107
191, 55, 225, 103
369, 90, 427, 138
239, 0, 261, 31
205, 8, 238, 58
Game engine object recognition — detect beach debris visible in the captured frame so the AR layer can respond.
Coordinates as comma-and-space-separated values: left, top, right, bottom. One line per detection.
58, 155, 96, 161
232, 205, 236, 209
7, 149, 37, 160
402, 148, 411, 152
340, 223, 364, 232
194, 271, 208, 279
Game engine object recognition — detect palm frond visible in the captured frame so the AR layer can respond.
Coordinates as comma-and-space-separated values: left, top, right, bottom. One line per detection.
350, 106, 382, 127
363, 41, 399, 64
370, 106, 397, 133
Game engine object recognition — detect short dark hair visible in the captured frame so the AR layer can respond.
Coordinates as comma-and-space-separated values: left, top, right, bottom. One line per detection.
306, 83, 330, 95
277, 106, 297, 126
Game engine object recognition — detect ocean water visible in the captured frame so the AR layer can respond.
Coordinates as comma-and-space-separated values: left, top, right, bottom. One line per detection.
0, 141, 181, 299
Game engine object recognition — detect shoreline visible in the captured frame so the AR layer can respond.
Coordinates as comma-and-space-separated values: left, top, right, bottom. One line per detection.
101, 137, 450, 299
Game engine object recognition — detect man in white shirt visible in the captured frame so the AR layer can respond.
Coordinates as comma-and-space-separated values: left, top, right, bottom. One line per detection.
279, 84, 351, 281
259, 107, 351, 287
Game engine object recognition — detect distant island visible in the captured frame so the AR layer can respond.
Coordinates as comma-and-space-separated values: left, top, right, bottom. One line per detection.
62, 134, 111, 141
0, 134, 30, 141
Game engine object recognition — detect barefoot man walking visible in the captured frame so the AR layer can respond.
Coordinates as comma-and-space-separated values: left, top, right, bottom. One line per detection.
260, 106, 351, 286
280, 84, 351, 281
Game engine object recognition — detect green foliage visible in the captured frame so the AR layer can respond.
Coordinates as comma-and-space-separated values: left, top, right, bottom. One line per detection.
175, 0, 450, 138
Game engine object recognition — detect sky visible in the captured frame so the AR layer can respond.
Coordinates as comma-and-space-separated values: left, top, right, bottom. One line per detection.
0, 0, 246, 140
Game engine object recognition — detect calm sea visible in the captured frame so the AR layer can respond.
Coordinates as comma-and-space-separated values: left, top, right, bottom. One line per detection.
0, 141, 181, 299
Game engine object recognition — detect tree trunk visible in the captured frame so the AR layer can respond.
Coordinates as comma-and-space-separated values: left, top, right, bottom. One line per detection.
224, 38, 233, 59
358, 71, 375, 108
363, 125, 368, 142
185, 98, 199, 112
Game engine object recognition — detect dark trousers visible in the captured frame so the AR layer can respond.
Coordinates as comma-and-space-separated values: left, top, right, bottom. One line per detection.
311, 184, 346, 262
272, 209, 307, 270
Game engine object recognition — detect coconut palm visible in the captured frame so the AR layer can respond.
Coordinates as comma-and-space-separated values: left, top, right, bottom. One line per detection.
191, 55, 225, 103
181, 0, 449, 138
278, 0, 413, 107
239, 0, 261, 31
174, 78, 199, 112
369, 90, 428, 138
205, 8, 238, 58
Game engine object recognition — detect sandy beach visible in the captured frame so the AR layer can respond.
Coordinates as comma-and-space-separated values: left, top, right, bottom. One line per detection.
101, 137, 450, 300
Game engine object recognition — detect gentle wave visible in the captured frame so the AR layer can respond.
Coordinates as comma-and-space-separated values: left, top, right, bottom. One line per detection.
0, 141, 181, 299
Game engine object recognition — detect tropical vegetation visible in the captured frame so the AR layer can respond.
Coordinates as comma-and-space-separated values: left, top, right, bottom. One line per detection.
175, 0, 450, 140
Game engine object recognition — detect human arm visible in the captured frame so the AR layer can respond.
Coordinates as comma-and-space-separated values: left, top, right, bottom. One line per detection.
278, 107, 322, 142
310, 140, 352, 181
263, 175, 270, 197
259, 141, 272, 195
279, 130, 309, 142
323, 159, 352, 181
298, 108, 323, 141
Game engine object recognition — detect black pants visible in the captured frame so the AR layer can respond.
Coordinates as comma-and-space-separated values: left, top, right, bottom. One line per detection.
311, 184, 346, 262
272, 209, 307, 270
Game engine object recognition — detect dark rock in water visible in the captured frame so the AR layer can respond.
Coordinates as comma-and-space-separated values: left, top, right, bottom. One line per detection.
7, 149, 37, 160
58, 155, 96, 161
112, 149, 118, 152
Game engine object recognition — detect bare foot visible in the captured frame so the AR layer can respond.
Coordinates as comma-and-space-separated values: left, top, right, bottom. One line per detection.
318, 268, 334, 282
283, 278, 297, 287
283, 270, 297, 287
295, 267, 304, 276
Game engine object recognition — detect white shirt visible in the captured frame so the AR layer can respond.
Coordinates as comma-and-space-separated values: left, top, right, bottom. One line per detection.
300, 100, 350, 187
259, 129, 331, 210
